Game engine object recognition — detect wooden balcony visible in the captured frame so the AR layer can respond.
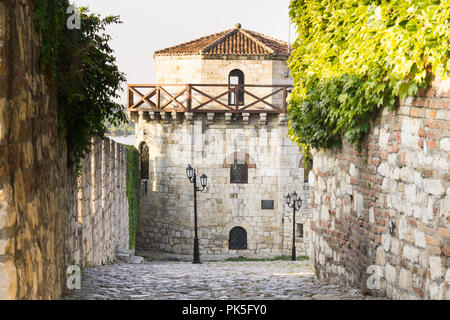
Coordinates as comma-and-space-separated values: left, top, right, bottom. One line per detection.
127, 84, 293, 114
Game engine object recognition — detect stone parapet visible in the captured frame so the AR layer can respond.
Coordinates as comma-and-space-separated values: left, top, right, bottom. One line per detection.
77, 137, 130, 268
131, 111, 289, 127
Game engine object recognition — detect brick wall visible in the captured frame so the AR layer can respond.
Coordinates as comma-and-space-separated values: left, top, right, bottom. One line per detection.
309, 78, 449, 299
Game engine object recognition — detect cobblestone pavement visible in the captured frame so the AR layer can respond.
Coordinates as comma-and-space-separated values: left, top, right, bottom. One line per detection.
65, 259, 386, 300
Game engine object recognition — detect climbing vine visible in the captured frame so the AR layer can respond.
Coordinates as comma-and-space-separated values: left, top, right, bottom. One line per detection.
287, 0, 449, 151
126, 146, 140, 250
33, 0, 126, 167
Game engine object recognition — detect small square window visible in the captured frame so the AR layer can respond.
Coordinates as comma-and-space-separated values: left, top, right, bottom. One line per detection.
230, 160, 248, 184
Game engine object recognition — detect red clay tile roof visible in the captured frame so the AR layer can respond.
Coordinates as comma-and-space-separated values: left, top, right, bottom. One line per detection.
154, 24, 290, 57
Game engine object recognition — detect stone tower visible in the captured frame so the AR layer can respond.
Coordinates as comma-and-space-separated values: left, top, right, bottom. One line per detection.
128, 24, 312, 258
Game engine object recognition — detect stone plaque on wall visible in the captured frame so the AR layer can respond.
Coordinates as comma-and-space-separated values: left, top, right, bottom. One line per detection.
261, 200, 274, 210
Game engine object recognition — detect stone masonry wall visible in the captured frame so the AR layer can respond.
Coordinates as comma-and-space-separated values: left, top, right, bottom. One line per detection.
154, 55, 293, 112
0, 2, 129, 299
309, 78, 449, 299
134, 112, 312, 258
0, 1, 74, 299
75, 137, 129, 267
137, 51, 302, 258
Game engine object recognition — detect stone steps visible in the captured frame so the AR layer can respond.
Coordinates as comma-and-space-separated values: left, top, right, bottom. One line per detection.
116, 248, 144, 264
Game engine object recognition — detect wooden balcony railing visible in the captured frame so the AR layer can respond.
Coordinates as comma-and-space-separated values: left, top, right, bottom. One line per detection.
127, 84, 292, 114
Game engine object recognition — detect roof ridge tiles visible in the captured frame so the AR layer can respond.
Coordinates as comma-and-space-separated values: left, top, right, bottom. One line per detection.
239, 29, 275, 55
200, 28, 237, 55
154, 29, 233, 56
153, 25, 290, 57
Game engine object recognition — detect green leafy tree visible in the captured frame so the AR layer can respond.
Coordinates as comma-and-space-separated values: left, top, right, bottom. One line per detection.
34, 1, 126, 167
106, 118, 135, 137
288, 0, 449, 151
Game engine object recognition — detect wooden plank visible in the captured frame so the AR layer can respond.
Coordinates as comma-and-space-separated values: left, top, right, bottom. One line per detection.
186, 84, 192, 111
156, 86, 160, 110
128, 86, 157, 109
191, 86, 233, 110
240, 88, 283, 110
128, 88, 134, 109
127, 84, 292, 113
159, 86, 186, 110
160, 87, 187, 110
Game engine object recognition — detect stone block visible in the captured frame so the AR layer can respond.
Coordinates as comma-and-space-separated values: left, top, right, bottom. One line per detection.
353, 192, 364, 218
429, 256, 443, 281
381, 233, 391, 252
414, 230, 426, 248
405, 184, 417, 203
369, 207, 375, 224
379, 129, 389, 149
423, 179, 444, 197
385, 264, 397, 284
399, 268, 411, 290
377, 162, 390, 177
259, 113, 267, 125
376, 246, 386, 265
403, 245, 419, 263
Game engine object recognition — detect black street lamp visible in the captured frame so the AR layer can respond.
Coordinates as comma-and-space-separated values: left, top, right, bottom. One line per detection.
285, 191, 302, 261
186, 164, 208, 264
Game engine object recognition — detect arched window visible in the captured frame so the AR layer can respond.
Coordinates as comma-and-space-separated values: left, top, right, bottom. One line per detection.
140, 142, 149, 180
228, 69, 244, 106
229, 226, 247, 250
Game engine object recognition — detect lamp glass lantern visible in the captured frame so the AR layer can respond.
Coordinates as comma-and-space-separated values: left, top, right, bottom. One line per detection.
200, 173, 208, 188
285, 193, 291, 205
186, 164, 194, 180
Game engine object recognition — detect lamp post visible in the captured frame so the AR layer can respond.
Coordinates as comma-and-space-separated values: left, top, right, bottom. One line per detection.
186, 164, 208, 264
285, 191, 302, 261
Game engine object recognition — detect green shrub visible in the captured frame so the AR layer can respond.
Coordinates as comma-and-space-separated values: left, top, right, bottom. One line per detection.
33, 1, 126, 168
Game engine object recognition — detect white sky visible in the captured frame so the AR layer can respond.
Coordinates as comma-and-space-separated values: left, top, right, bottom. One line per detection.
74, 0, 293, 105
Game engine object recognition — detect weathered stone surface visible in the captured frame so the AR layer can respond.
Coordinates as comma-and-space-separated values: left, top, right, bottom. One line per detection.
135, 112, 312, 257
309, 79, 449, 300
429, 256, 443, 281
133, 45, 313, 258
128, 256, 144, 264
0, 1, 72, 299
64, 259, 387, 300
385, 264, 397, 284
0, 2, 130, 299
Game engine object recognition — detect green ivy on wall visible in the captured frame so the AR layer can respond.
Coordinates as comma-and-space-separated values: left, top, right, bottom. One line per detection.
126, 146, 140, 250
33, 0, 126, 168
287, 0, 449, 151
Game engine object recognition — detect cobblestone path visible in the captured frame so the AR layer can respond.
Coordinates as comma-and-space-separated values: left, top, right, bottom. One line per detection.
65, 259, 385, 300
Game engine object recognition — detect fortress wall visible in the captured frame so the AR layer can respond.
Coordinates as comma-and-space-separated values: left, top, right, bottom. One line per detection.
77, 137, 129, 268
0, 2, 129, 299
134, 112, 312, 257
0, 0, 73, 299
